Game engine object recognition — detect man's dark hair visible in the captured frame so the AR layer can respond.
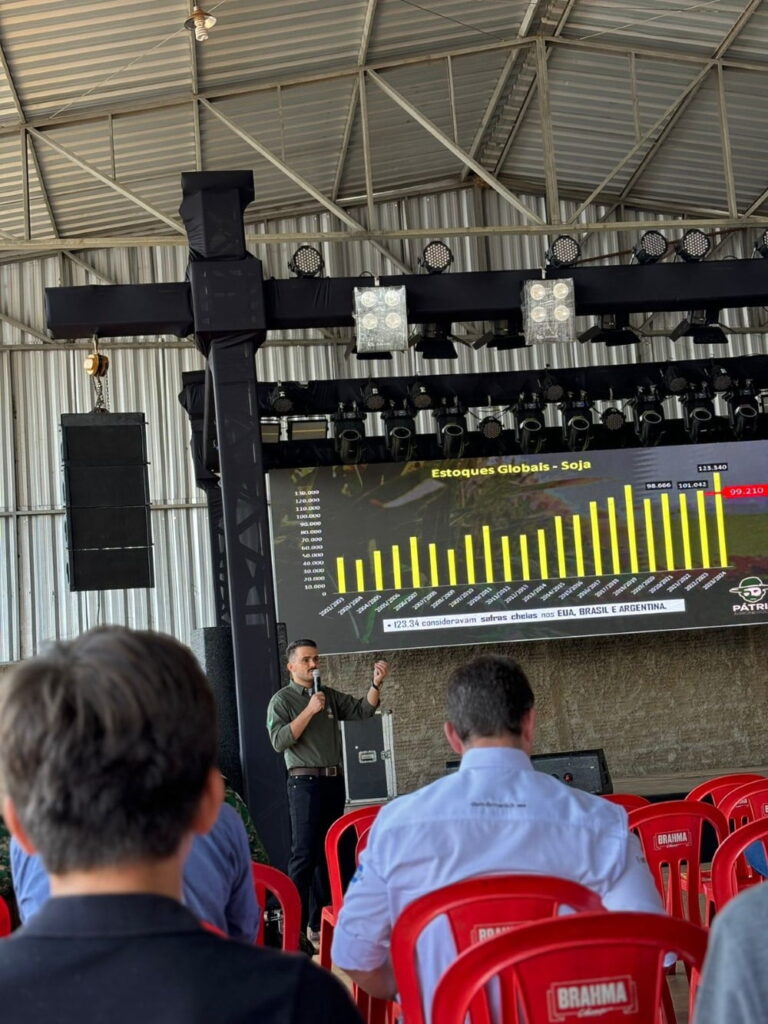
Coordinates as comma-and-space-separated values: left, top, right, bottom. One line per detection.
446, 655, 535, 742
285, 638, 317, 662
0, 626, 217, 874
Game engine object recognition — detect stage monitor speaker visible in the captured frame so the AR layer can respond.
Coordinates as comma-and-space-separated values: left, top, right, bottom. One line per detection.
61, 413, 154, 592
531, 748, 612, 794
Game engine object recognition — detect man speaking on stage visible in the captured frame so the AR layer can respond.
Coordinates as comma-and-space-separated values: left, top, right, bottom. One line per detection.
267, 638, 389, 946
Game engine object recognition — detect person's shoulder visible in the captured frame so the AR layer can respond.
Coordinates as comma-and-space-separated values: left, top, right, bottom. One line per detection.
267, 686, 292, 707
714, 878, 768, 937
375, 774, 449, 826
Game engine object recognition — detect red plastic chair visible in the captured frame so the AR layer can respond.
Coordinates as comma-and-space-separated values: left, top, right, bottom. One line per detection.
251, 862, 301, 951
0, 895, 11, 937
628, 801, 728, 927
355, 825, 372, 865
319, 805, 381, 969
719, 779, 768, 829
602, 793, 652, 812
710, 818, 768, 912
390, 874, 605, 1024
431, 912, 708, 1024
686, 773, 765, 807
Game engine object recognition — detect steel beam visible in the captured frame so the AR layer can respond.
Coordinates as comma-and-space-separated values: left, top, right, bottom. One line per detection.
358, 70, 376, 226
367, 70, 544, 224
331, 79, 359, 201
717, 63, 738, 217
535, 37, 559, 223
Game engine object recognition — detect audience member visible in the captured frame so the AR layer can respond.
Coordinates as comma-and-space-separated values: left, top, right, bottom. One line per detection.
0, 626, 361, 1024
694, 883, 768, 1024
332, 654, 664, 1014
11, 798, 259, 941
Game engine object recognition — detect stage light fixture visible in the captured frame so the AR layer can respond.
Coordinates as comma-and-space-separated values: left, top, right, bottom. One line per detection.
287, 418, 328, 442
539, 372, 564, 404
382, 409, 416, 462
601, 407, 626, 432
354, 285, 408, 355
418, 240, 454, 274
755, 229, 768, 258
669, 308, 728, 345
408, 381, 433, 410
632, 230, 668, 264
522, 278, 575, 344
474, 313, 527, 350
435, 403, 467, 459
560, 393, 593, 452
727, 382, 760, 439
546, 235, 581, 269
514, 394, 546, 455
269, 383, 294, 415
413, 323, 458, 359
631, 388, 665, 447
663, 365, 689, 395
361, 381, 386, 411
332, 408, 365, 464
680, 387, 716, 443
675, 229, 711, 262
288, 245, 324, 278
478, 416, 504, 441
710, 366, 733, 393
579, 312, 642, 346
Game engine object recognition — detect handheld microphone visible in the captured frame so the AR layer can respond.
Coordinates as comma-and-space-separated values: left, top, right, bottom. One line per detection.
312, 669, 322, 694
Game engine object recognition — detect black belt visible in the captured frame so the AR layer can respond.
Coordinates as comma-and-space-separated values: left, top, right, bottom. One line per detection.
288, 766, 341, 777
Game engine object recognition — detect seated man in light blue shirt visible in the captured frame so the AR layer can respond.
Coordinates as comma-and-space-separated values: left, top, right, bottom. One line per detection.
332, 655, 664, 1016
12, 799, 259, 943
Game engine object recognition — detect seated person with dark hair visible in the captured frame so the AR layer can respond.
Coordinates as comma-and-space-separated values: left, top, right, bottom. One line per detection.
0, 625, 361, 1024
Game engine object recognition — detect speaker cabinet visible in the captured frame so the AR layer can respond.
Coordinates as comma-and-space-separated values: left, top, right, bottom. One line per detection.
61, 413, 154, 591
531, 748, 613, 794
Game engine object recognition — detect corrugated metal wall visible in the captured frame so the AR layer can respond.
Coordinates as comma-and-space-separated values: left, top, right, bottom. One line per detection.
1, 185, 765, 663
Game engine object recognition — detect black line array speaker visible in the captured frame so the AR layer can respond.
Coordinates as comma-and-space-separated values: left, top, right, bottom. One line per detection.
531, 748, 613, 794
61, 412, 154, 591
191, 626, 243, 794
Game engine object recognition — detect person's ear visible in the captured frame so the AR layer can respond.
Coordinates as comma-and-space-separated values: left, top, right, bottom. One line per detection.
2, 797, 37, 855
190, 769, 225, 836
520, 708, 536, 753
443, 721, 464, 755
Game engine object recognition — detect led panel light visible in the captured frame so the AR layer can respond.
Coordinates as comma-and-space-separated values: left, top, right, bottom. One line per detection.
354, 285, 408, 354
522, 278, 576, 344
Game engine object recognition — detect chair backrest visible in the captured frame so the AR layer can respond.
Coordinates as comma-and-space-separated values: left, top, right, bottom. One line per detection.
628, 800, 729, 926
719, 779, 768, 829
390, 874, 604, 1024
251, 862, 302, 951
431, 911, 708, 1024
686, 773, 765, 807
325, 805, 381, 914
354, 825, 372, 865
0, 895, 11, 937
710, 818, 768, 912
602, 793, 652, 812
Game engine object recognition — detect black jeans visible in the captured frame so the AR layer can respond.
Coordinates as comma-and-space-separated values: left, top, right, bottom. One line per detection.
287, 775, 346, 932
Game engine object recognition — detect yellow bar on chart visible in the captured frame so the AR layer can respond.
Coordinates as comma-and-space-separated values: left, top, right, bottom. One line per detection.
355, 559, 365, 592
336, 557, 347, 594
501, 536, 512, 582
537, 529, 549, 579
696, 489, 710, 568
660, 493, 675, 570
679, 494, 692, 569
429, 543, 439, 587
643, 499, 657, 573
555, 516, 567, 578
607, 497, 621, 574
519, 536, 530, 580
573, 516, 585, 577
410, 536, 420, 588
624, 485, 639, 573
482, 525, 494, 583
373, 550, 384, 591
713, 472, 728, 567
465, 535, 476, 584
391, 545, 402, 590
589, 501, 603, 576
447, 548, 457, 585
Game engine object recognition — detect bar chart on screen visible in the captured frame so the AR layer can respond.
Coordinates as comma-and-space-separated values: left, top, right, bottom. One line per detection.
269, 441, 768, 654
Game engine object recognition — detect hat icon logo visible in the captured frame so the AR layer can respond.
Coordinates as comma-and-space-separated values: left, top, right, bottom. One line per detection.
729, 577, 768, 605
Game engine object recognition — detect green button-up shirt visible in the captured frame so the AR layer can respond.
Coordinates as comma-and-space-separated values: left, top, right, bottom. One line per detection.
267, 681, 377, 770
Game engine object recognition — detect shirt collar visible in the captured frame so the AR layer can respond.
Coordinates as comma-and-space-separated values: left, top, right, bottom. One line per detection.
458, 746, 533, 772
17, 894, 201, 938
289, 680, 312, 697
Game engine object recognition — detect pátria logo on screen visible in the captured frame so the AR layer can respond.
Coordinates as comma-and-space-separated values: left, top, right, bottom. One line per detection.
547, 976, 638, 1020
730, 577, 768, 614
